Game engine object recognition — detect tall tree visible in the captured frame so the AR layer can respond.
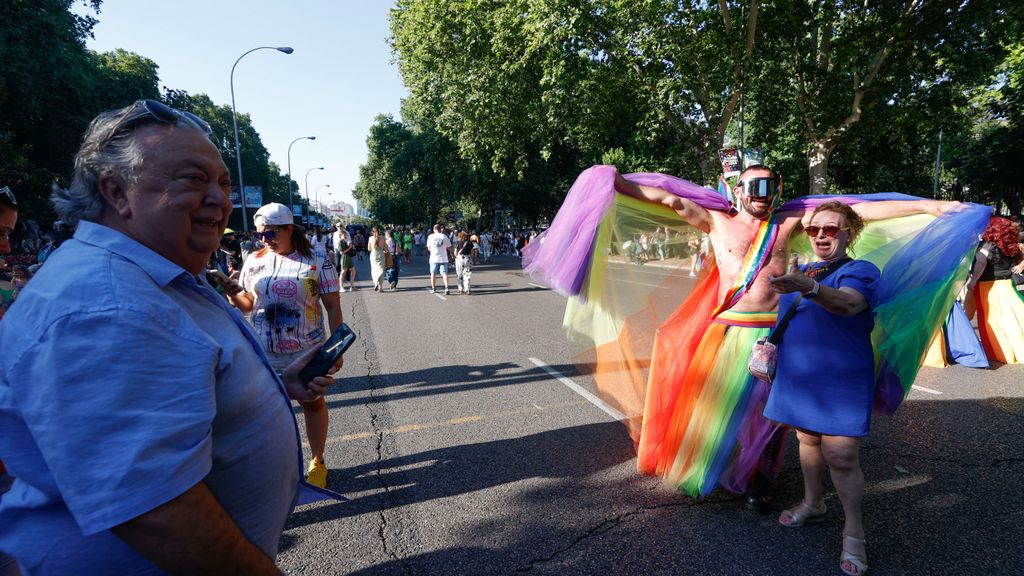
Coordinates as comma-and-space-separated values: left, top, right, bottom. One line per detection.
354, 115, 476, 225
389, 0, 762, 186
754, 0, 1014, 194
950, 39, 1024, 214
0, 0, 104, 217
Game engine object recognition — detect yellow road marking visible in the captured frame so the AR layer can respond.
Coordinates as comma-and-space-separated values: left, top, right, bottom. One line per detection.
448, 416, 482, 424
309, 400, 589, 447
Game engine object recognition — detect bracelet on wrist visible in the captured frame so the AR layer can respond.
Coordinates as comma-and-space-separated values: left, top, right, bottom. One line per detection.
802, 280, 820, 299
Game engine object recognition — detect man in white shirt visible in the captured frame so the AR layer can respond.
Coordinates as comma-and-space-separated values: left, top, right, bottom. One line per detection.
426, 224, 452, 295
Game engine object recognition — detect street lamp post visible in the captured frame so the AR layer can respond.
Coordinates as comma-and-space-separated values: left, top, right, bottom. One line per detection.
316, 184, 331, 217
304, 166, 324, 224
230, 45, 293, 232
287, 135, 315, 216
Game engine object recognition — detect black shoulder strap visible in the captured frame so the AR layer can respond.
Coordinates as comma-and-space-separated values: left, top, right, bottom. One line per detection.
768, 257, 851, 345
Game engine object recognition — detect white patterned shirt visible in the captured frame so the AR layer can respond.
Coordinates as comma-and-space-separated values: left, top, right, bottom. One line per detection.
240, 249, 339, 354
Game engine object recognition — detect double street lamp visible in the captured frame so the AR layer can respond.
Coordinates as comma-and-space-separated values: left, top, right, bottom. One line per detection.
304, 166, 324, 223
316, 184, 331, 219
287, 136, 316, 215
230, 45, 293, 232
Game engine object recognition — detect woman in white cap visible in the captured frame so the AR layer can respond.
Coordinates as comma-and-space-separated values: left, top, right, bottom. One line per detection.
226, 202, 342, 488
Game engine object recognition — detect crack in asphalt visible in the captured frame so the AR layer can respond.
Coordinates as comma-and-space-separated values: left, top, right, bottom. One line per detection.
511, 497, 737, 573
355, 308, 412, 574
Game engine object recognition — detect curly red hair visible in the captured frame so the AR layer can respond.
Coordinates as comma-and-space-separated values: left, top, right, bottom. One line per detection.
982, 217, 1021, 258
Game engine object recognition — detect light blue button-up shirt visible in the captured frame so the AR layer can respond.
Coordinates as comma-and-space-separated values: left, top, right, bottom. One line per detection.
0, 221, 314, 574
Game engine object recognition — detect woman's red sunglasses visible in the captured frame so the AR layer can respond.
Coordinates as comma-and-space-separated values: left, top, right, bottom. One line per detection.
805, 225, 848, 238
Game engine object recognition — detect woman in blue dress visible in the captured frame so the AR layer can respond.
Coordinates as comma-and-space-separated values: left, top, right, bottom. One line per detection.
765, 200, 879, 576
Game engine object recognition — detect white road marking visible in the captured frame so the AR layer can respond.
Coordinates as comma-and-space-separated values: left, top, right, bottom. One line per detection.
528, 283, 549, 289
434, 292, 447, 300
528, 357, 626, 421
616, 278, 673, 288
911, 385, 943, 395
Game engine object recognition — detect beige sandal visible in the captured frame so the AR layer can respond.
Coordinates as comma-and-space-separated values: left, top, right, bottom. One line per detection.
840, 534, 868, 576
777, 501, 826, 528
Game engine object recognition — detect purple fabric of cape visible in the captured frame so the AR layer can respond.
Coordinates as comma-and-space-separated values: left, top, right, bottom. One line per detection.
521, 165, 730, 297
777, 192, 923, 212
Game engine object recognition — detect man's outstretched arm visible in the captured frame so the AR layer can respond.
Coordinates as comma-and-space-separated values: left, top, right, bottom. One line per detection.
613, 171, 713, 233
112, 481, 281, 576
850, 199, 960, 222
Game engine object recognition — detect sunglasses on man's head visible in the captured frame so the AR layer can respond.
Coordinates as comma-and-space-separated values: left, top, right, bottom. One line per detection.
804, 225, 848, 238
125, 99, 213, 135
739, 177, 781, 198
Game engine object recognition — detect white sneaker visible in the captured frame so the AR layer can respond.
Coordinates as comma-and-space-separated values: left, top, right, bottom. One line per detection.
444, 289, 450, 296
430, 288, 436, 294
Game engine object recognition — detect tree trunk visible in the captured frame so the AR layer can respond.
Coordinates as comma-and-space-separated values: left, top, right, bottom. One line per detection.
699, 146, 720, 188
806, 140, 833, 195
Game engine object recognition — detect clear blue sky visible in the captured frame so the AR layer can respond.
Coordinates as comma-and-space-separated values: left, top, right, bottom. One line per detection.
81, 0, 408, 212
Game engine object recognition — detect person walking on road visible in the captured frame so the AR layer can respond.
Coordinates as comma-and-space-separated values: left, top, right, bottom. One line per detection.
454, 231, 478, 294
369, 226, 387, 292
334, 224, 356, 292
402, 228, 414, 264
385, 229, 401, 291
427, 224, 452, 295
479, 229, 492, 263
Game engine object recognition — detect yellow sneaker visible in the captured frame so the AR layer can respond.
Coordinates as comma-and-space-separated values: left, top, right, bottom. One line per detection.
306, 458, 328, 488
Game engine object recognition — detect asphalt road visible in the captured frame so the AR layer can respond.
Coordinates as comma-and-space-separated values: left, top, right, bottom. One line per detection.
276, 253, 1024, 576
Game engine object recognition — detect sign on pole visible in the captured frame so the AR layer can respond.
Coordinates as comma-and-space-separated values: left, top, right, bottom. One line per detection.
230, 186, 263, 208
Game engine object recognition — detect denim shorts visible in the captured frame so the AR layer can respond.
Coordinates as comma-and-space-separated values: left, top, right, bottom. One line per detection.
430, 262, 448, 275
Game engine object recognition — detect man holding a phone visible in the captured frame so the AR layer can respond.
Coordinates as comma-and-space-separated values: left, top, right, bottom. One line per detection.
0, 101, 335, 575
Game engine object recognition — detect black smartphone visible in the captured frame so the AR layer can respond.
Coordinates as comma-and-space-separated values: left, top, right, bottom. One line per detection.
298, 323, 357, 385
206, 270, 242, 296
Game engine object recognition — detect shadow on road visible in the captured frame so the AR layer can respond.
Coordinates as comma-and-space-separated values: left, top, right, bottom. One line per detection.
284, 397, 1024, 575
285, 419, 636, 529
321, 362, 590, 408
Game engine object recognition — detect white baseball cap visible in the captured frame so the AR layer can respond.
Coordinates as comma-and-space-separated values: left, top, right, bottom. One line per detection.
253, 202, 302, 229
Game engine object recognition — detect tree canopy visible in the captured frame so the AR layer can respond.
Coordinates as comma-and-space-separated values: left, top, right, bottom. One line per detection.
379, 0, 1023, 221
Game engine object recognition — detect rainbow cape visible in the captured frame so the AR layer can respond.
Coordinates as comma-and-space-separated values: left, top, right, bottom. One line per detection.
523, 165, 990, 496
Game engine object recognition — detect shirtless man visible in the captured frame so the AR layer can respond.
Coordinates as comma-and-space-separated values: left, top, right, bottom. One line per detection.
613, 164, 955, 505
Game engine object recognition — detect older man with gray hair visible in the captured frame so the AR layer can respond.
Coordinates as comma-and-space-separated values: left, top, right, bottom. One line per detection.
0, 100, 336, 575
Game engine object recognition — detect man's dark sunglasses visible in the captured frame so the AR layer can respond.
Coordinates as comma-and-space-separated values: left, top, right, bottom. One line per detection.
739, 177, 781, 198
128, 99, 213, 135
